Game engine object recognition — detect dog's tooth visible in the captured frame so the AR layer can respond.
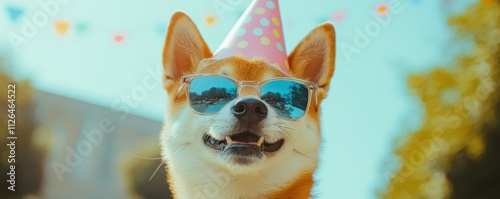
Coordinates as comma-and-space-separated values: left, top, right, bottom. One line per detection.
257, 136, 264, 147
225, 136, 233, 145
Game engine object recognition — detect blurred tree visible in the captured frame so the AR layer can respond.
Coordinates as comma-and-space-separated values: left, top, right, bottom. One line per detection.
289, 84, 308, 110
382, 1, 500, 198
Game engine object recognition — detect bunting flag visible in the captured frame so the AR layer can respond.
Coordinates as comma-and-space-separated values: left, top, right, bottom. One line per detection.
114, 34, 125, 44
332, 11, 346, 22
54, 21, 70, 35
75, 22, 88, 35
376, 4, 389, 15
6, 5, 23, 23
205, 14, 217, 26
156, 24, 166, 35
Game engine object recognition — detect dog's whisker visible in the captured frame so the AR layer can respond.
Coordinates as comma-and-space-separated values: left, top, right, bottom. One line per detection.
305, 125, 316, 131
258, 170, 265, 178
133, 156, 162, 160
149, 145, 186, 181
275, 128, 288, 139
293, 148, 314, 161
149, 161, 164, 181
278, 125, 302, 133
276, 125, 291, 136
277, 124, 288, 130
171, 145, 186, 157
282, 131, 291, 140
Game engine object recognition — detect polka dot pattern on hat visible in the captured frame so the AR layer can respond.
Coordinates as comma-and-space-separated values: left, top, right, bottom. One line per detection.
253, 27, 264, 36
244, 15, 252, 23
237, 28, 246, 36
237, 40, 248, 48
212, 0, 290, 74
260, 18, 270, 26
260, 37, 270, 45
266, 1, 275, 9
272, 29, 280, 38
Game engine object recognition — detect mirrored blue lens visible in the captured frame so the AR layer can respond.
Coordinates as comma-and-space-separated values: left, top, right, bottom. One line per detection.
260, 80, 309, 119
188, 76, 237, 114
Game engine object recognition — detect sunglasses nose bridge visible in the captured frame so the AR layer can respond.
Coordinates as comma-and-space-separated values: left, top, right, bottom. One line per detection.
238, 81, 260, 96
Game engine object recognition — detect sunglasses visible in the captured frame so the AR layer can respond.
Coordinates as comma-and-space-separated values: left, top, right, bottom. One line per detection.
176, 74, 318, 120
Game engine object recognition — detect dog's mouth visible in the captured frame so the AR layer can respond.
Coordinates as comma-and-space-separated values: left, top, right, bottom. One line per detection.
203, 132, 284, 158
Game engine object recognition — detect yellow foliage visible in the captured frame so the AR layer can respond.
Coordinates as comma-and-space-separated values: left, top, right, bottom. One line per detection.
383, 1, 500, 198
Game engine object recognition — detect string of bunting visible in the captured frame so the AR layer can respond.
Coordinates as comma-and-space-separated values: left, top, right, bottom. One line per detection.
2, 1, 445, 45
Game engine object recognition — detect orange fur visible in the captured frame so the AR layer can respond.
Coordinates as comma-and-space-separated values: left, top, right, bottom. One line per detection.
268, 171, 316, 199
162, 12, 212, 95
289, 23, 336, 106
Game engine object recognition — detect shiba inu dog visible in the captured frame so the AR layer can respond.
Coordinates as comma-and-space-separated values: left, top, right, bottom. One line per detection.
160, 4, 335, 198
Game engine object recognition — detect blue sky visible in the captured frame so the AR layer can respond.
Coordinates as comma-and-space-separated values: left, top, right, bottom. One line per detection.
0, 0, 474, 198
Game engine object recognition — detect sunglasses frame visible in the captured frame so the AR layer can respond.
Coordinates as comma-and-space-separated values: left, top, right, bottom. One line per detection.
176, 73, 319, 120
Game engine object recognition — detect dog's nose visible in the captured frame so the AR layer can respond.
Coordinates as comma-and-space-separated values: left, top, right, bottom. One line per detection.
232, 98, 268, 123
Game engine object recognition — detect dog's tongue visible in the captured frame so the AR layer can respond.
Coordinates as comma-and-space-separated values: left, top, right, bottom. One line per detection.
228, 132, 264, 146
233, 141, 258, 145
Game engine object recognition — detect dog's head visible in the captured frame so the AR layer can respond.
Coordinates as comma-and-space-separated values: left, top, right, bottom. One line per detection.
161, 12, 335, 172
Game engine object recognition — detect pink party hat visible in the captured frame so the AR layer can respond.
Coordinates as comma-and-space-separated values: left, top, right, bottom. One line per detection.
212, 0, 290, 74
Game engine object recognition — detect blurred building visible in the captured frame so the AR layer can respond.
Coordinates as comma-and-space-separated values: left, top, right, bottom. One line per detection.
1, 86, 171, 199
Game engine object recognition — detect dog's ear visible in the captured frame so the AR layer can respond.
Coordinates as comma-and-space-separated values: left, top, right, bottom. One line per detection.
288, 22, 335, 102
162, 12, 212, 93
